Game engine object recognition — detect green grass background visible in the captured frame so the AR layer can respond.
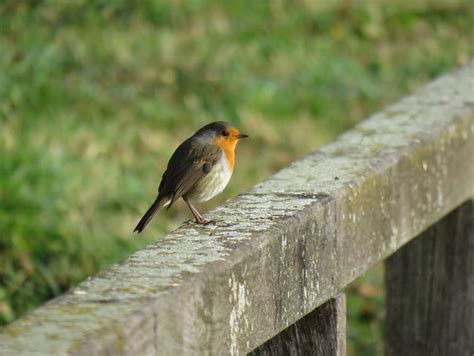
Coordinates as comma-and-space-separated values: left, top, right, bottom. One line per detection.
1, 0, 472, 354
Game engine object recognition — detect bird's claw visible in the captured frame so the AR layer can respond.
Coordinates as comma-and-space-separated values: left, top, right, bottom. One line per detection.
195, 219, 214, 225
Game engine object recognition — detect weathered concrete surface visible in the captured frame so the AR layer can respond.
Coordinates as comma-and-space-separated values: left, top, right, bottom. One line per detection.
1, 62, 473, 355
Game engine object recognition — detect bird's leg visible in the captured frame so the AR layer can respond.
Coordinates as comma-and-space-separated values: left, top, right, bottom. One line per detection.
183, 198, 212, 225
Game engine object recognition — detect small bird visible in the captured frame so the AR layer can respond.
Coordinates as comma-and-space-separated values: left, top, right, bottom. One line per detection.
134, 121, 248, 233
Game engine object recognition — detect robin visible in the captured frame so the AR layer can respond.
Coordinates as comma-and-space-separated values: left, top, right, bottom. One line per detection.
134, 121, 248, 233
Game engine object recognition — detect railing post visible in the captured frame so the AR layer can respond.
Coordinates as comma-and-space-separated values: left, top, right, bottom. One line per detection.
385, 199, 474, 355
249, 294, 346, 356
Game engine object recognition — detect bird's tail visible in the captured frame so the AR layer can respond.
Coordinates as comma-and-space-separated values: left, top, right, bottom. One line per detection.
134, 197, 167, 233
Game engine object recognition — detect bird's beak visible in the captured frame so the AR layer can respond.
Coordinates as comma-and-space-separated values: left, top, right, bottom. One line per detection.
236, 133, 249, 139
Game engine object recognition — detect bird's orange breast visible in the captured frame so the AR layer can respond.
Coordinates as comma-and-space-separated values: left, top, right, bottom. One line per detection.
212, 135, 237, 171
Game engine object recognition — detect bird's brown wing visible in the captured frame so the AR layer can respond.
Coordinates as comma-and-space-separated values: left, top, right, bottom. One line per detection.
158, 138, 222, 207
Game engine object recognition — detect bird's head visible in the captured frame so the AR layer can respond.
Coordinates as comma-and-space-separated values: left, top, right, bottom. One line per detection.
194, 121, 248, 151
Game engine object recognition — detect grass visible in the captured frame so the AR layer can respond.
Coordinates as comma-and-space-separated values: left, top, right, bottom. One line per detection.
1, 0, 473, 354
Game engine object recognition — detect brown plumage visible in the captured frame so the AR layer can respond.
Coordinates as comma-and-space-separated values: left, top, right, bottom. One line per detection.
134, 121, 248, 233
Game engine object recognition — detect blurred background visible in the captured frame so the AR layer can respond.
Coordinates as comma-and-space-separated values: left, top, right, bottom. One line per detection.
0, 0, 472, 354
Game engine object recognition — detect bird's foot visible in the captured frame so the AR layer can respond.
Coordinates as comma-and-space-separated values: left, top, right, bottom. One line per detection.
194, 218, 214, 225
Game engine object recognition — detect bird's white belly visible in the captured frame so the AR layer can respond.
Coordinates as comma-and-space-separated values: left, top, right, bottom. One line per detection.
188, 154, 232, 202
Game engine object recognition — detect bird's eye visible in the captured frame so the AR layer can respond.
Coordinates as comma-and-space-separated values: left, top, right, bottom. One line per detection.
221, 130, 229, 136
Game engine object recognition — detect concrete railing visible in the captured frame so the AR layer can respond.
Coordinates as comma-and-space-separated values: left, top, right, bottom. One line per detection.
1, 63, 473, 355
